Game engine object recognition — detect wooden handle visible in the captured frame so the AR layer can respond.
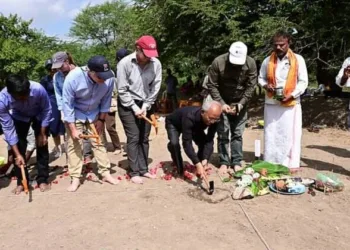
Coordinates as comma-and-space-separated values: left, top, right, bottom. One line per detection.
89, 123, 101, 145
150, 114, 158, 128
141, 115, 154, 126
79, 134, 99, 139
20, 164, 29, 194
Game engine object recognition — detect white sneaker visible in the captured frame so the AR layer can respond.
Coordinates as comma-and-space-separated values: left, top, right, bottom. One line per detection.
52, 146, 61, 158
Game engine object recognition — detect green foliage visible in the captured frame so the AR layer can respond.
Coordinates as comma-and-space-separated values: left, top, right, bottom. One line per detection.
0, 14, 54, 83
2, 0, 350, 85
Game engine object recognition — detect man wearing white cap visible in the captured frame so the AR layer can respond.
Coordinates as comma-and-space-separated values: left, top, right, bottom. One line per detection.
207, 41, 257, 174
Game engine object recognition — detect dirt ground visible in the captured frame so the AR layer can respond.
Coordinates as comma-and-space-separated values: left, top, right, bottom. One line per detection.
1, 104, 350, 249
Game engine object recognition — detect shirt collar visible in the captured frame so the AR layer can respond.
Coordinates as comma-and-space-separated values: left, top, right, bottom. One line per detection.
81, 66, 96, 85
130, 51, 155, 64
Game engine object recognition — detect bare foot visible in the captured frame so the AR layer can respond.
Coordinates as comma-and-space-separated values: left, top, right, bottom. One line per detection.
83, 156, 92, 165
113, 148, 122, 155
143, 172, 157, 179
233, 165, 244, 173
102, 173, 119, 185
131, 176, 143, 184
218, 165, 228, 175
67, 178, 80, 192
39, 183, 51, 192
290, 168, 302, 174
11, 185, 24, 195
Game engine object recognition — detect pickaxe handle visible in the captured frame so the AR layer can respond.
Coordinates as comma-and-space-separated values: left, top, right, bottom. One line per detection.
79, 134, 99, 139
141, 115, 155, 127
89, 123, 101, 145
20, 164, 29, 194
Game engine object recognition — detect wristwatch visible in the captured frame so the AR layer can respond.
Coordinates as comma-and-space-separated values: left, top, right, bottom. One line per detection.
98, 118, 105, 123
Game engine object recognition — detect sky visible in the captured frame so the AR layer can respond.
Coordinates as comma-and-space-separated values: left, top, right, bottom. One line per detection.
0, 0, 119, 39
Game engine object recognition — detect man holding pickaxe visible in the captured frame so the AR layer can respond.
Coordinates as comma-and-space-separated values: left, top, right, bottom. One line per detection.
0, 75, 52, 194
63, 55, 119, 192
116, 35, 162, 184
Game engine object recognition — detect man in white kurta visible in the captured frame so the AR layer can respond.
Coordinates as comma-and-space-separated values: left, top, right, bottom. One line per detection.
258, 31, 308, 169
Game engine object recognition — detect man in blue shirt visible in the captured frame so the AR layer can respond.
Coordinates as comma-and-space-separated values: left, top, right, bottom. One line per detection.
0, 75, 52, 194
63, 55, 119, 192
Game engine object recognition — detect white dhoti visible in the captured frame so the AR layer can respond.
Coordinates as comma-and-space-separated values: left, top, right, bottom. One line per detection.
263, 103, 302, 169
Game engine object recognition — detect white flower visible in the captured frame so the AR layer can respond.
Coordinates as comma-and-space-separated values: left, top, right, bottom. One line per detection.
244, 167, 254, 175
252, 173, 260, 179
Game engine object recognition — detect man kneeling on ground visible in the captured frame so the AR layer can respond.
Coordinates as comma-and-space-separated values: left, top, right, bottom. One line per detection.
63, 55, 119, 192
165, 101, 222, 178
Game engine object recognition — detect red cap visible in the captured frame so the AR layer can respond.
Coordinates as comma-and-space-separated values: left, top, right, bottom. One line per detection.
136, 35, 159, 58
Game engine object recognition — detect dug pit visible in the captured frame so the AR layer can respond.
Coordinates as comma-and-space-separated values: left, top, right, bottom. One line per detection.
187, 187, 231, 204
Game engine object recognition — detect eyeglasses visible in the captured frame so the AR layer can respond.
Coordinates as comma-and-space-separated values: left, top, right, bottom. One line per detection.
205, 113, 221, 123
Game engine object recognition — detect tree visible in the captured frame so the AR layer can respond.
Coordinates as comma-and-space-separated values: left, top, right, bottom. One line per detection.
70, 0, 139, 53
0, 14, 58, 83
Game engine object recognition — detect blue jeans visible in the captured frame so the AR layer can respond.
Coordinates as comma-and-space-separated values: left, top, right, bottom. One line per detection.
217, 108, 247, 166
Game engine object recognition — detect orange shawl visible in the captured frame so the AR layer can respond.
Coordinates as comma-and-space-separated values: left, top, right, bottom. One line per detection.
266, 49, 298, 107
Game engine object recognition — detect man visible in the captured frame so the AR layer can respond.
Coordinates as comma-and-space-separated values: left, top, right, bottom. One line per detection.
101, 48, 130, 155
335, 56, 350, 129
41, 59, 65, 157
165, 101, 222, 177
51, 51, 93, 164
0, 75, 52, 194
116, 35, 162, 184
207, 41, 257, 174
63, 55, 119, 192
116, 48, 129, 65
258, 30, 308, 170
165, 69, 179, 111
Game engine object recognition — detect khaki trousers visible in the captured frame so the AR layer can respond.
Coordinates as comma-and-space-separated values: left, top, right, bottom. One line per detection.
67, 121, 110, 178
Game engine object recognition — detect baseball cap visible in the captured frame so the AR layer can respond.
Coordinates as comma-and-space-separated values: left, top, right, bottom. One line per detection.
52, 51, 68, 69
116, 48, 129, 61
136, 35, 158, 58
87, 55, 114, 80
45, 59, 53, 70
229, 42, 247, 65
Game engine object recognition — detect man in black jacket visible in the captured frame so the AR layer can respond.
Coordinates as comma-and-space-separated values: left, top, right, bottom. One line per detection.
165, 101, 222, 177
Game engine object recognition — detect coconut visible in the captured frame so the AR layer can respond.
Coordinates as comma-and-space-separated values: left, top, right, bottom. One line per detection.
260, 168, 268, 176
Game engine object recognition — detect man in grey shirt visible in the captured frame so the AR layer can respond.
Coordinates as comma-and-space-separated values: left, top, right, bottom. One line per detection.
116, 35, 162, 184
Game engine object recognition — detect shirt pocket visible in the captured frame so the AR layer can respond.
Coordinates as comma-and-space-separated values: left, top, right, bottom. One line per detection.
279, 62, 291, 80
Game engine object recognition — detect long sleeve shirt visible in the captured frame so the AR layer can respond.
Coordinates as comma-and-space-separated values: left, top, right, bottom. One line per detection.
116, 52, 162, 113
207, 53, 257, 107
166, 106, 218, 165
0, 81, 52, 146
53, 71, 66, 111
258, 53, 308, 104
335, 57, 350, 87
62, 66, 114, 123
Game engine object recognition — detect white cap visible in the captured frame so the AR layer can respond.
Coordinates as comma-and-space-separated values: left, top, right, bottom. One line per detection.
229, 41, 247, 65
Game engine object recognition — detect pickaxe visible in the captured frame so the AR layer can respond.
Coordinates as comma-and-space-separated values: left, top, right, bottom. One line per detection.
142, 114, 159, 135
79, 123, 101, 145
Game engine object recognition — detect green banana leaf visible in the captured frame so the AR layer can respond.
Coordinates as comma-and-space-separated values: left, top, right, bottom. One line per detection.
234, 160, 290, 178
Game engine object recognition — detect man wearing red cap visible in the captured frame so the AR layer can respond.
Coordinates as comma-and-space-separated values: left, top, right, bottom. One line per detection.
116, 35, 162, 184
